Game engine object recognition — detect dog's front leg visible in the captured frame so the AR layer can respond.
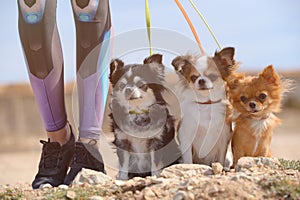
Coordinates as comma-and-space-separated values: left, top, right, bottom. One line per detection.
181, 146, 193, 164
178, 131, 193, 164
151, 151, 162, 177
118, 151, 130, 180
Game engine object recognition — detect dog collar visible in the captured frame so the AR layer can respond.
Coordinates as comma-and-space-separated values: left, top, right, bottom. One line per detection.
195, 99, 222, 105
129, 110, 149, 115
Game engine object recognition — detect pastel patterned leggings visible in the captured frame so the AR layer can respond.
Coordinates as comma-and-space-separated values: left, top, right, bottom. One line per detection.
17, 0, 111, 139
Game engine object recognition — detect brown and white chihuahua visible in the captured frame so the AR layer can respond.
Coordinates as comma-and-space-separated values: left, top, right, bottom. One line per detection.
172, 47, 238, 167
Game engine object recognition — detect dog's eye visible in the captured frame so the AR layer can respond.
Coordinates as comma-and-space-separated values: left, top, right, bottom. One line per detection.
208, 74, 218, 81
190, 75, 198, 82
258, 93, 267, 101
240, 96, 247, 103
118, 82, 126, 90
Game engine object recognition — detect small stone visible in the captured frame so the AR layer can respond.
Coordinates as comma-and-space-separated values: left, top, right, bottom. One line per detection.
144, 188, 156, 199
231, 175, 239, 181
89, 196, 103, 200
161, 164, 212, 178
187, 186, 193, 191
40, 183, 53, 190
80, 182, 91, 188
114, 180, 126, 186
126, 191, 133, 196
72, 169, 112, 186
173, 191, 195, 200
284, 169, 297, 175
58, 184, 69, 189
134, 191, 144, 200
173, 191, 187, 200
187, 192, 195, 200
259, 157, 280, 169
66, 190, 76, 199
235, 157, 256, 171
212, 162, 223, 175
207, 186, 218, 194
236, 157, 281, 172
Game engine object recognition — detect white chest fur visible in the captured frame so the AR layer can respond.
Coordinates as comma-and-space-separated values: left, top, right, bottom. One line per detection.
179, 96, 229, 159
248, 115, 272, 154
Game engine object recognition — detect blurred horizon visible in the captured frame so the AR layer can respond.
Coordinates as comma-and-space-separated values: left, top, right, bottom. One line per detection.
0, 0, 300, 84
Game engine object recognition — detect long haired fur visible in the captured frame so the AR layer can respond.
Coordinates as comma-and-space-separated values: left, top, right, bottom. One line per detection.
228, 65, 292, 166
109, 54, 181, 180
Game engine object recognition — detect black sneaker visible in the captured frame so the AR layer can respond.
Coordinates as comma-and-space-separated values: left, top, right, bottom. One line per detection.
64, 141, 105, 185
32, 131, 75, 189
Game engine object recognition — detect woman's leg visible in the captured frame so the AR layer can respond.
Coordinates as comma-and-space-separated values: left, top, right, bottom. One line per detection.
18, 0, 75, 189
63, 0, 112, 185
18, 0, 71, 144
72, 0, 112, 140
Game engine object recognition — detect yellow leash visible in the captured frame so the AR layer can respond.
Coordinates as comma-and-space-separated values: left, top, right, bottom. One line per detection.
145, 0, 221, 56
145, 0, 153, 56
188, 0, 222, 50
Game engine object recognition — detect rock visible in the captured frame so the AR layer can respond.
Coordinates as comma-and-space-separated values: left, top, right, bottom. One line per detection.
58, 184, 69, 189
88, 196, 103, 200
72, 169, 112, 186
114, 180, 126, 187
235, 157, 281, 172
212, 162, 223, 175
258, 157, 280, 169
235, 157, 256, 171
40, 183, 53, 190
161, 164, 213, 179
173, 191, 195, 200
207, 186, 219, 194
144, 188, 156, 199
66, 190, 76, 199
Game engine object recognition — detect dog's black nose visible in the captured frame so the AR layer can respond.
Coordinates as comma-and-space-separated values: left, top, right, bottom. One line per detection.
249, 102, 256, 108
198, 79, 206, 86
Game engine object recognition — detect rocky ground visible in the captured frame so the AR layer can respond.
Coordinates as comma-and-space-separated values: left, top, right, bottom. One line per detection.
1, 157, 299, 200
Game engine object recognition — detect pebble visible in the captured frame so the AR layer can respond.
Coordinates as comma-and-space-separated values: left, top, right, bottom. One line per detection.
144, 188, 156, 199
161, 164, 213, 179
73, 169, 112, 186
212, 162, 223, 175
66, 190, 76, 199
40, 183, 53, 190
114, 180, 126, 187
58, 184, 69, 189
173, 191, 195, 200
284, 169, 297, 175
88, 196, 103, 200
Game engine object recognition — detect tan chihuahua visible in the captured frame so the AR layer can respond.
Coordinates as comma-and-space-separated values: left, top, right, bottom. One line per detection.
228, 65, 290, 166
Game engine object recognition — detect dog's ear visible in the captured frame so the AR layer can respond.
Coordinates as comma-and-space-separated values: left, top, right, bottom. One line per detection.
227, 73, 245, 90
213, 47, 238, 79
214, 47, 235, 66
172, 56, 186, 73
144, 54, 164, 75
259, 65, 280, 85
110, 59, 124, 84
144, 54, 163, 64
110, 59, 124, 74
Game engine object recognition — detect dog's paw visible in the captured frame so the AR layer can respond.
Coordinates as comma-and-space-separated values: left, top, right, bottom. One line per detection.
117, 171, 129, 180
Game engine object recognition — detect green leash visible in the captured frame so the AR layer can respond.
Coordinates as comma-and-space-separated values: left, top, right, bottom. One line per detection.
188, 0, 222, 50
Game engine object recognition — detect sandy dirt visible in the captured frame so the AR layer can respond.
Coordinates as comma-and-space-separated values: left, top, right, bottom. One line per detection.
0, 109, 299, 185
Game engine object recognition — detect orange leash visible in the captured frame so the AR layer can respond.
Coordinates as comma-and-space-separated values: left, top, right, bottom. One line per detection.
174, 0, 206, 55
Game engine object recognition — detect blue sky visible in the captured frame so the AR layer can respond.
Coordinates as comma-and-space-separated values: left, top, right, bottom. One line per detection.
0, 0, 299, 84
